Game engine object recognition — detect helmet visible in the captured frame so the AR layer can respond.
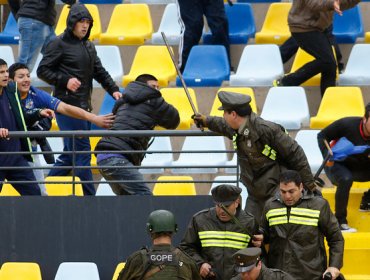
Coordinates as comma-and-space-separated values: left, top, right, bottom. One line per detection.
146, 210, 178, 234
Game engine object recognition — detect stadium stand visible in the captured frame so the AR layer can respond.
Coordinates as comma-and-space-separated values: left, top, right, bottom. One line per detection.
95, 178, 116, 196
333, 5, 364, 43
153, 175, 196, 195
0, 262, 42, 280
294, 130, 322, 174
140, 136, 173, 174
54, 262, 100, 280
0, 13, 19, 44
151, 3, 181, 45
44, 176, 84, 196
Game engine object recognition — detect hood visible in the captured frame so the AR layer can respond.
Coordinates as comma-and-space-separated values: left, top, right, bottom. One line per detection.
122, 81, 161, 105
66, 3, 93, 41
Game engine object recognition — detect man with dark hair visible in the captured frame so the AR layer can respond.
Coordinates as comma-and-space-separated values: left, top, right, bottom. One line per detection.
317, 103, 370, 232
37, 4, 121, 195
95, 74, 180, 195
117, 209, 201, 279
0, 58, 41, 195
193, 91, 315, 221
260, 170, 344, 280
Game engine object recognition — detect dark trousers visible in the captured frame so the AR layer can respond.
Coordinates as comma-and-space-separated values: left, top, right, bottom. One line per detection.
325, 163, 370, 224
177, 0, 230, 72
0, 155, 41, 195
281, 30, 337, 96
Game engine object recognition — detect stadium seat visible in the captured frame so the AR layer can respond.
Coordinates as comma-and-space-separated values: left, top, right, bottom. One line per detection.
203, 3, 256, 44
210, 87, 257, 117
55, 4, 101, 41
151, 3, 181, 45
160, 87, 198, 130
0, 46, 15, 66
237, 0, 281, 3
0, 13, 20, 44
255, 3, 291, 44
333, 6, 364, 43
210, 176, 248, 209
310, 87, 365, 129
112, 263, 125, 280
90, 137, 101, 174
30, 54, 49, 87
95, 178, 116, 196
0, 262, 42, 280
339, 44, 370, 86
99, 4, 153, 45
171, 136, 228, 173
225, 153, 239, 174
79, 0, 122, 3
44, 176, 84, 196
230, 44, 284, 86
294, 130, 322, 174
140, 137, 173, 174
0, 183, 21, 196
365, 32, 370, 43
93, 46, 124, 87
153, 176, 196, 195
122, 46, 176, 87
54, 262, 100, 280
260, 86, 310, 129
98, 92, 116, 116
177, 45, 230, 87
130, 0, 175, 3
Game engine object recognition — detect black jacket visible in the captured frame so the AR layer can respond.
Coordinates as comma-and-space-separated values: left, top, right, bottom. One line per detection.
8, 0, 76, 26
95, 81, 180, 165
37, 4, 119, 111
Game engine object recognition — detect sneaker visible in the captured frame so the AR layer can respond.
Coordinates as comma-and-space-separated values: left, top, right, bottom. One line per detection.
339, 224, 357, 233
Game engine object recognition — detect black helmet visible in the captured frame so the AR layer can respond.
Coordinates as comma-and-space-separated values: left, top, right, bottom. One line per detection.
146, 210, 178, 234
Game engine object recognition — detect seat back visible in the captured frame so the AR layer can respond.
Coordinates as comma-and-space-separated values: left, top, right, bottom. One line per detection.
44, 176, 84, 196
0, 262, 42, 280
54, 262, 100, 280
79, 0, 122, 3
255, 3, 291, 44
0, 13, 20, 44
0, 183, 21, 196
112, 263, 126, 280
96, 178, 116, 196
153, 176, 196, 195
333, 6, 364, 43
140, 137, 173, 174
210, 176, 248, 209
30, 54, 49, 87
294, 130, 322, 173
152, 3, 181, 45
0, 46, 15, 65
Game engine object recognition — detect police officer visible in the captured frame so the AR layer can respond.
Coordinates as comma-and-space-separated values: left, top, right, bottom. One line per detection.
231, 247, 294, 280
180, 184, 259, 279
193, 91, 316, 221
117, 210, 201, 280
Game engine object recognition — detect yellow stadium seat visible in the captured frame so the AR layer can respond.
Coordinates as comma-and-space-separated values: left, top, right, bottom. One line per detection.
364, 32, 370, 43
210, 87, 257, 117
310, 87, 364, 129
0, 183, 21, 196
89, 137, 101, 175
44, 176, 84, 196
255, 3, 291, 44
153, 176, 196, 195
51, 118, 59, 131
160, 88, 198, 130
55, 4, 102, 41
0, 262, 42, 280
112, 263, 125, 280
99, 4, 153, 45
122, 46, 176, 87
345, 275, 370, 280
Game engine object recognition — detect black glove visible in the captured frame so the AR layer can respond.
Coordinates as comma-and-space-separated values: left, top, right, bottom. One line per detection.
191, 113, 207, 128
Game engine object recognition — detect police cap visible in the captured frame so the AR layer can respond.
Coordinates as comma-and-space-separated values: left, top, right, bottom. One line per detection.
211, 184, 242, 206
218, 91, 252, 111
233, 247, 261, 273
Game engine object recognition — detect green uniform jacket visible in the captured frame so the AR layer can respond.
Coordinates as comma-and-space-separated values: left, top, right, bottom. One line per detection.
180, 207, 258, 280
117, 244, 201, 280
260, 191, 344, 280
207, 113, 315, 201
230, 263, 295, 280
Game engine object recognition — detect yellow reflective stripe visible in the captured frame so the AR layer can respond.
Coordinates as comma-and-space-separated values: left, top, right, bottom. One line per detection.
261, 144, 277, 160
289, 216, 318, 226
199, 231, 250, 242
291, 208, 320, 218
266, 208, 287, 219
269, 216, 288, 226
232, 133, 238, 150
200, 239, 249, 249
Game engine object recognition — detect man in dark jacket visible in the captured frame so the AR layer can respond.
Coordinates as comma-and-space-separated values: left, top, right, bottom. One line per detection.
8, 0, 76, 71
37, 4, 121, 195
260, 170, 344, 280
95, 74, 180, 195
193, 91, 316, 221
180, 184, 260, 280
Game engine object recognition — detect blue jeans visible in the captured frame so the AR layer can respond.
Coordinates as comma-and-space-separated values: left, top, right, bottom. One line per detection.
48, 113, 95, 195
17, 17, 56, 71
97, 156, 152, 195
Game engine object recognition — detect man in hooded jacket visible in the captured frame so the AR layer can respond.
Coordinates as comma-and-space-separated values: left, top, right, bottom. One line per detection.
37, 4, 121, 195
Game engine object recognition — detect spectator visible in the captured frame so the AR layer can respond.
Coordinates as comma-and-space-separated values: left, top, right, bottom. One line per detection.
8, 0, 76, 71
37, 3, 121, 195
180, 184, 260, 279
192, 91, 315, 221
176, 0, 231, 72
0, 58, 40, 195
95, 74, 179, 195
260, 170, 344, 280
317, 103, 370, 232
117, 209, 201, 280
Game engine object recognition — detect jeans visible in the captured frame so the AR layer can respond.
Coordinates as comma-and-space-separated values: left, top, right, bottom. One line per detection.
18, 17, 56, 72
98, 156, 152, 195
325, 162, 370, 224
48, 113, 95, 195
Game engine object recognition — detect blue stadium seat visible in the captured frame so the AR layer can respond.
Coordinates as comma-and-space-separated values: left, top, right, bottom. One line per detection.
203, 3, 256, 44
333, 6, 364, 43
176, 45, 230, 87
0, 13, 20, 44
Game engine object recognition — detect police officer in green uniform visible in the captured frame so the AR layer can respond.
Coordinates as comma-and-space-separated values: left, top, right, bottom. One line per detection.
117, 210, 201, 280
231, 247, 294, 280
193, 91, 316, 221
